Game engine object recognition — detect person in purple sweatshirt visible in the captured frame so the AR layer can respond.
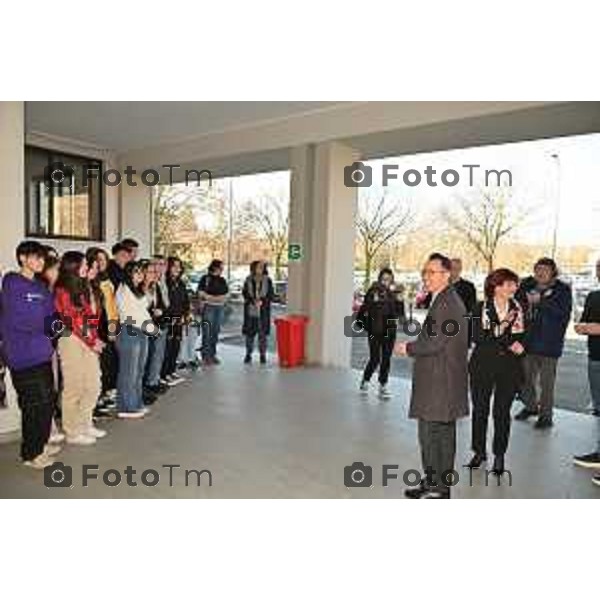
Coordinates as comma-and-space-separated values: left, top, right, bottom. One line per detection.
0, 241, 59, 469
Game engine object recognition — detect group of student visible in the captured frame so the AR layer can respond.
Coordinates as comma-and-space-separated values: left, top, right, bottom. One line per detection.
0, 236, 277, 470
358, 255, 600, 490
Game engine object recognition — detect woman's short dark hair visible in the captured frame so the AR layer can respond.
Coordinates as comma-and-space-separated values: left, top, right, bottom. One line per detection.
208, 259, 224, 274
377, 267, 394, 282
484, 268, 520, 300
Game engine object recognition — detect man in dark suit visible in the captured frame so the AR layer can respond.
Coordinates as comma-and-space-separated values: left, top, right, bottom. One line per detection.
395, 253, 469, 499
450, 258, 477, 314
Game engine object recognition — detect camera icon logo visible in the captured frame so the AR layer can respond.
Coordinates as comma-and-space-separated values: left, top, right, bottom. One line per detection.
344, 161, 372, 188
44, 314, 71, 340
343, 315, 369, 339
44, 461, 73, 488
43, 161, 75, 190
344, 462, 373, 488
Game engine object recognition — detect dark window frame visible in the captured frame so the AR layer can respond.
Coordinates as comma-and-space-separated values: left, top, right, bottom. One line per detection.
24, 145, 105, 241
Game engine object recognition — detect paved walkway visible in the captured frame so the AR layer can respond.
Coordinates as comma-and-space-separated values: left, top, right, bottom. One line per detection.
1, 346, 599, 498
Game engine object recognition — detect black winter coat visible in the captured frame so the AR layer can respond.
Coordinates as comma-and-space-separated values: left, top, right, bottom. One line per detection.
357, 283, 405, 339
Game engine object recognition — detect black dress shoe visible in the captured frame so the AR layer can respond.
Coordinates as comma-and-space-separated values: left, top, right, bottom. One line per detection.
465, 453, 487, 469
534, 415, 553, 429
143, 389, 158, 405
515, 407, 538, 421
244, 354, 252, 364
149, 383, 169, 394
260, 354, 267, 365
404, 480, 429, 499
491, 455, 505, 476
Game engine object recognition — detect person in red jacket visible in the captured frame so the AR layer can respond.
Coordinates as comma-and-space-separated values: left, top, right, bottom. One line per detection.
55, 251, 105, 445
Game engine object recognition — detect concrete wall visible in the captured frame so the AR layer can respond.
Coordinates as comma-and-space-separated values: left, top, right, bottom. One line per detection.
0, 102, 25, 436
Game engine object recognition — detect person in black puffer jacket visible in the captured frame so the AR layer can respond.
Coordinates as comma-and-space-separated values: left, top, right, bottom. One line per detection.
357, 268, 405, 398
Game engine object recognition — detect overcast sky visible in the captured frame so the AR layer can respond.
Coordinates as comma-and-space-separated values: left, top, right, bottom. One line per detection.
211, 132, 600, 250
363, 132, 600, 248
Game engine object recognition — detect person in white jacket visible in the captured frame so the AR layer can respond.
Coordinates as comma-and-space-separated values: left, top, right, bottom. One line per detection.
115, 261, 155, 419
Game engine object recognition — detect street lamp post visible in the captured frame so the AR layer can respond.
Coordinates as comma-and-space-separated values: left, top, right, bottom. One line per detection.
227, 178, 233, 282
550, 152, 561, 260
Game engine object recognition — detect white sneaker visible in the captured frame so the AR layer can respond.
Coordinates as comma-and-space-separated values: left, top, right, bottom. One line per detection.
117, 411, 145, 419
140, 407, 151, 416
23, 453, 53, 470
166, 374, 184, 386
359, 380, 369, 393
44, 444, 62, 457
379, 385, 391, 399
48, 431, 65, 444
85, 426, 107, 439
66, 434, 97, 446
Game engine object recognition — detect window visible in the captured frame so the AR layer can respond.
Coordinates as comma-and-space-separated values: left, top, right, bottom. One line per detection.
25, 146, 104, 240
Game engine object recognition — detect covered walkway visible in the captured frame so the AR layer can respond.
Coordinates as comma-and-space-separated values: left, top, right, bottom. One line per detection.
1, 346, 598, 499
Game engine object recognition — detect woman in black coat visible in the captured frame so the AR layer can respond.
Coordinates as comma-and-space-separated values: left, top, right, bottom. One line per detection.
242, 260, 275, 364
467, 268, 526, 475
161, 257, 190, 383
357, 268, 405, 398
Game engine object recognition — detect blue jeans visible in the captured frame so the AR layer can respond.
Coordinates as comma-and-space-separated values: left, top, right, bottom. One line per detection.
588, 360, 600, 453
178, 323, 200, 363
145, 330, 166, 387
117, 328, 148, 413
201, 305, 223, 359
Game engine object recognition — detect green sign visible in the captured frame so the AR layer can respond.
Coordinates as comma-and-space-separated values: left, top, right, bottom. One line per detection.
288, 243, 303, 261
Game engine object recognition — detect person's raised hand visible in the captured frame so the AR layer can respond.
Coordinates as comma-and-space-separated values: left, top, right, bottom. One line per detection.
394, 341, 408, 356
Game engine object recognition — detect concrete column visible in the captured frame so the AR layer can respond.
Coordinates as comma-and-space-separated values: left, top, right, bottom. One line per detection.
119, 174, 153, 256
287, 145, 314, 315
0, 102, 25, 438
288, 142, 357, 368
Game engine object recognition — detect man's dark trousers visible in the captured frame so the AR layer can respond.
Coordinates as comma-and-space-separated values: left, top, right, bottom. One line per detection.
10, 362, 54, 461
418, 419, 456, 496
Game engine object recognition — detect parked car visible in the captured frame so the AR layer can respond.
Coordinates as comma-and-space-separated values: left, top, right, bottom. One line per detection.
228, 279, 244, 300
185, 270, 205, 294
273, 280, 288, 304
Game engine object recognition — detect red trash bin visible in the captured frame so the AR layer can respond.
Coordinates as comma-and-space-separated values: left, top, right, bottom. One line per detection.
274, 315, 309, 368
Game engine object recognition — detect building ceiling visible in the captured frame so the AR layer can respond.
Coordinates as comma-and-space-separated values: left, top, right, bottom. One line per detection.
25, 101, 346, 152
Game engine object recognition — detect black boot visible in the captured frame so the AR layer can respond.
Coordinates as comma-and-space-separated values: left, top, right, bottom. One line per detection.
491, 455, 505, 476
465, 453, 487, 469
515, 407, 538, 421
534, 415, 553, 429
404, 479, 429, 499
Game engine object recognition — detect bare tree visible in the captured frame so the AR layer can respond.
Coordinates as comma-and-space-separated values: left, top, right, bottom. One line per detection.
442, 186, 530, 273
153, 185, 199, 258
356, 193, 414, 289
238, 195, 289, 279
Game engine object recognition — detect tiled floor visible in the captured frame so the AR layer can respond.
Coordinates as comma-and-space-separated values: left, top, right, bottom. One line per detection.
1, 346, 599, 498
